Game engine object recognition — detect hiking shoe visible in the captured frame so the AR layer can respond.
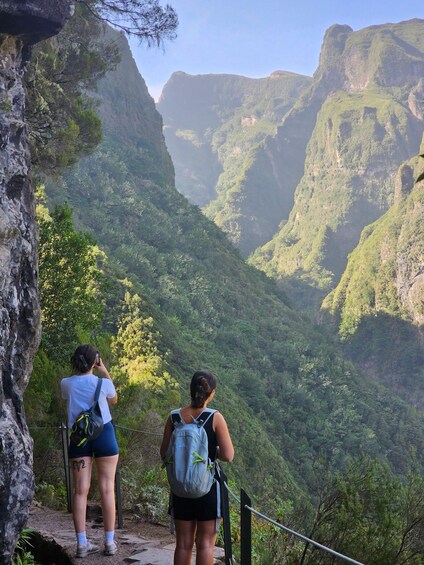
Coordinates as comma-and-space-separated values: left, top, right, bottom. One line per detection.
76, 541, 100, 558
104, 541, 118, 556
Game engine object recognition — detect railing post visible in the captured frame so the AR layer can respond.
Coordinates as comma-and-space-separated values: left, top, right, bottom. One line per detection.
60, 422, 72, 513
240, 488, 251, 565
219, 467, 233, 565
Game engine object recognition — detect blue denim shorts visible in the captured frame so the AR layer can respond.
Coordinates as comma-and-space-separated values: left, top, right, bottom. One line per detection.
68, 421, 119, 458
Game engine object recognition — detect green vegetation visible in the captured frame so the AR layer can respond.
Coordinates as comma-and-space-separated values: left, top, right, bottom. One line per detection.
24, 14, 424, 561
37, 28, 424, 502
251, 83, 423, 307
321, 155, 424, 404
158, 71, 311, 254
76, 0, 178, 45
417, 153, 424, 183
12, 529, 36, 565
37, 195, 106, 361
245, 456, 424, 564
25, 4, 120, 174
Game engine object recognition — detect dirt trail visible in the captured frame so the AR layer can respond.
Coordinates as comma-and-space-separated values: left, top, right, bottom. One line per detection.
27, 503, 225, 564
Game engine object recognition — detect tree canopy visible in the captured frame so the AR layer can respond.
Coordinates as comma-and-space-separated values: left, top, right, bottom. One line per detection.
37, 197, 106, 360
26, 0, 178, 175
76, 0, 178, 45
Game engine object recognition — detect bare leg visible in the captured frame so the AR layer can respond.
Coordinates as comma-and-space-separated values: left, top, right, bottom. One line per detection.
95, 455, 119, 532
195, 520, 217, 565
174, 519, 196, 565
70, 457, 93, 533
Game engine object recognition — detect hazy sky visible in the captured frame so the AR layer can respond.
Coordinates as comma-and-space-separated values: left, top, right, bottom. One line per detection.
129, 0, 424, 101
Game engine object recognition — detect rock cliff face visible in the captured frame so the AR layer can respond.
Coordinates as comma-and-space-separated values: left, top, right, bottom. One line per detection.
97, 27, 175, 189
0, 2, 70, 563
0, 1, 72, 42
158, 71, 311, 255
251, 19, 424, 306
321, 152, 424, 405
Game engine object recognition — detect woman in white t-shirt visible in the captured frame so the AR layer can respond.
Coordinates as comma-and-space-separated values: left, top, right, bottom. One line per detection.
61, 344, 119, 558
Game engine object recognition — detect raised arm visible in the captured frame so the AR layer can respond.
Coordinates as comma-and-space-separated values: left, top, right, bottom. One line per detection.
96, 359, 118, 404
213, 412, 234, 462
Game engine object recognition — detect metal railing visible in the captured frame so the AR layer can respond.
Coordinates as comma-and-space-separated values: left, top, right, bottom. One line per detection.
218, 469, 365, 565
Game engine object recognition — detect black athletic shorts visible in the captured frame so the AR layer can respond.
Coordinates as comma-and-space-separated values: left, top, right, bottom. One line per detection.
171, 481, 218, 521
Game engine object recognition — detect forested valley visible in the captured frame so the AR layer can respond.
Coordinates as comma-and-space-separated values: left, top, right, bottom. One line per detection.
24, 4, 424, 563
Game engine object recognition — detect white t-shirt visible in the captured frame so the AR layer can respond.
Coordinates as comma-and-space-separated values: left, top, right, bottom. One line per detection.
61, 374, 116, 427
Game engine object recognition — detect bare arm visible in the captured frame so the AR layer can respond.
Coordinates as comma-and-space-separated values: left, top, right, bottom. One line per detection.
108, 394, 118, 405
213, 412, 234, 462
160, 417, 173, 460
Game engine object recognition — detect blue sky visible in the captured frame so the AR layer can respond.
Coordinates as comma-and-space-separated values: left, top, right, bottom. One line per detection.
129, 0, 424, 101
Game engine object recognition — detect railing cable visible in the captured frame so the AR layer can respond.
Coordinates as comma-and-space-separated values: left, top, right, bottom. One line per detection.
244, 503, 364, 565
114, 424, 162, 436
220, 480, 364, 565
29, 423, 163, 436
29, 425, 62, 429
223, 480, 240, 505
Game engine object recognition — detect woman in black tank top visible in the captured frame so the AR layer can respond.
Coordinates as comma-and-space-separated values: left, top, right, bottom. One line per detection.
160, 370, 234, 565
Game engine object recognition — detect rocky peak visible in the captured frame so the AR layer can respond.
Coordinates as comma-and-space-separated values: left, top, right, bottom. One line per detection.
314, 24, 352, 84
343, 20, 424, 91
0, 2, 71, 563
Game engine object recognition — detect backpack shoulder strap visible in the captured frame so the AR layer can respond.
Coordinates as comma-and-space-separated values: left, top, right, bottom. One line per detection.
170, 409, 184, 428
93, 377, 102, 403
196, 409, 217, 427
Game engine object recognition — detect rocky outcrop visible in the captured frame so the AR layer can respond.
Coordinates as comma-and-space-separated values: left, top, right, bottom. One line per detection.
394, 164, 414, 203
0, 1, 72, 42
0, 2, 71, 563
96, 26, 175, 189
408, 78, 424, 121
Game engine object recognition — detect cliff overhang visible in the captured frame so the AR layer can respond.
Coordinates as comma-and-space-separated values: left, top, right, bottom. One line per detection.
0, 1, 72, 43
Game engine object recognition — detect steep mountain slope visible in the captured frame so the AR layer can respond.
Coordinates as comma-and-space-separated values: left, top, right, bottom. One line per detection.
158, 71, 311, 255
92, 28, 175, 189
251, 19, 424, 307
45, 29, 424, 502
322, 152, 424, 406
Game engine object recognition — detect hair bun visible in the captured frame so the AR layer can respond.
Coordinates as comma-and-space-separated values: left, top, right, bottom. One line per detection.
190, 371, 217, 408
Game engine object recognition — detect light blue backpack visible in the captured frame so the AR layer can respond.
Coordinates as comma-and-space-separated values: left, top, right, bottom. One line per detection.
164, 408, 217, 498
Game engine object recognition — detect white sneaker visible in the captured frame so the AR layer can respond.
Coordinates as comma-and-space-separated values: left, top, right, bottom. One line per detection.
104, 540, 118, 556
76, 540, 100, 558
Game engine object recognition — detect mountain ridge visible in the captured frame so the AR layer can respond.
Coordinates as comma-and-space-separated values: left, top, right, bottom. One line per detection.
158, 69, 312, 254
250, 18, 424, 305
